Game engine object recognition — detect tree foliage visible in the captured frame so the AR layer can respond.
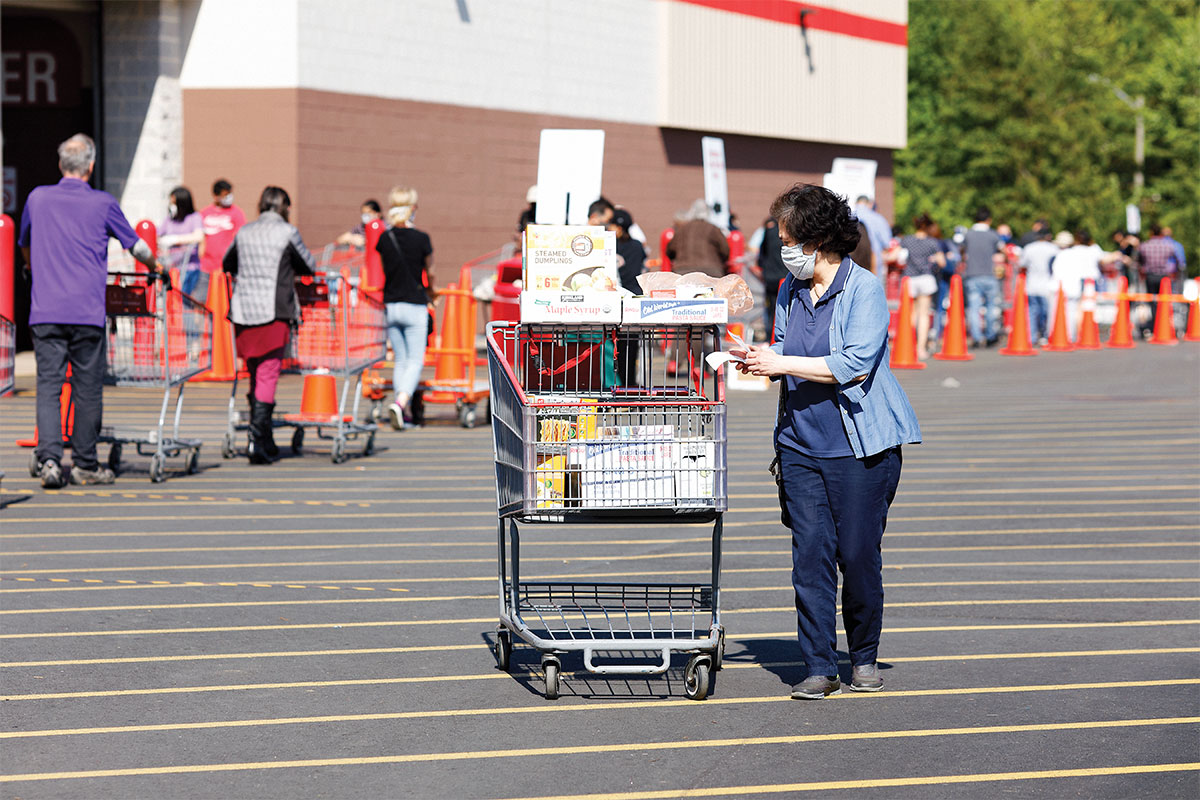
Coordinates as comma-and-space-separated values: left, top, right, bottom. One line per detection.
896, 0, 1199, 272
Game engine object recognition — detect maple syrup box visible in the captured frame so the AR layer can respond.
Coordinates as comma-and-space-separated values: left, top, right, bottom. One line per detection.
519, 291, 622, 323
523, 224, 619, 292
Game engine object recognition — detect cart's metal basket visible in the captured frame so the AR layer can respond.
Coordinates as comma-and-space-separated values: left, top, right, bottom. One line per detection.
0, 314, 15, 397
487, 322, 727, 523
105, 271, 213, 385
283, 272, 387, 376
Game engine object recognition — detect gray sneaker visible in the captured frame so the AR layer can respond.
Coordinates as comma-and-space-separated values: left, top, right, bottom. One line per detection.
790, 675, 841, 699
850, 663, 884, 692
39, 459, 66, 489
70, 465, 116, 485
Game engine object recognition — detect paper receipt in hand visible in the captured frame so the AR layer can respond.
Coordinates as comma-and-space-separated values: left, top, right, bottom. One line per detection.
705, 329, 750, 371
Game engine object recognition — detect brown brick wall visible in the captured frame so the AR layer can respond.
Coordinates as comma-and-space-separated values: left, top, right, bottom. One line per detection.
184, 87, 893, 286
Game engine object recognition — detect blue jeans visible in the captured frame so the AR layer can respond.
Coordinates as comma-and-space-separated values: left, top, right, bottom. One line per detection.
386, 301, 428, 403
780, 445, 903, 677
1027, 295, 1049, 340
964, 275, 1001, 343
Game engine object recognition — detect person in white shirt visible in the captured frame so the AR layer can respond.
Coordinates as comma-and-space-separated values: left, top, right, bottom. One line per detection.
1051, 230, 1116, 336
1018, 228, 1059, 344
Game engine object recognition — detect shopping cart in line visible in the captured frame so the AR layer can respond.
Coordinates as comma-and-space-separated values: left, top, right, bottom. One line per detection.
0, 314, 14, 399
487, 321, 727, 700
81, 270, 209, 482
222, 269, 387, 463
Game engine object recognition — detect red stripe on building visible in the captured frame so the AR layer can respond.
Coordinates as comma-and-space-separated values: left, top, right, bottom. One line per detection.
675, 0, 908, 47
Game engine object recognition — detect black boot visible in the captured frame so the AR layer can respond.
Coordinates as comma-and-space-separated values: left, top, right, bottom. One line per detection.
247, 399, 275, 464
260, 402, 279, 458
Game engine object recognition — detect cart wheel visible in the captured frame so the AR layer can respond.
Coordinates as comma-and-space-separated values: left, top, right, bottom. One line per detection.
28, 451, 39, 478
149, 453, 167, 484
684, 657, 710, 701
543, 658, 560, 700
411, 390, 425, 426
331, 437, 346, 464
713, 627, 725, 672
363, 431, 376, 456
494, 629, 512, 672
221, 432, 235, 459
460, 404, 478, 429
185, 447, 200, 475
291, 428, 304, 455
108, 443, 123, 472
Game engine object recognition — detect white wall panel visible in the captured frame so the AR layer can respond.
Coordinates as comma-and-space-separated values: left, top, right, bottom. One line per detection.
663, 1, 907, 148
180, 0, 298, 88
293, 0, 659, 125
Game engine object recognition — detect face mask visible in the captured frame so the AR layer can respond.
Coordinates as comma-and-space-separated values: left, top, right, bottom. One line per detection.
219, 194, 234, 208
781, 243, 816, 280
361, 214, 374, 225
168, 203, 178, 218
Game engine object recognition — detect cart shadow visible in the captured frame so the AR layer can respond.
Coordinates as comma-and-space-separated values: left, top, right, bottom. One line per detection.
482, 632, 716, 700
0, 493, 33, 509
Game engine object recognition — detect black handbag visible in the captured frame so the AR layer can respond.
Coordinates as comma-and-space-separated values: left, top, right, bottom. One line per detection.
769, 383, 792, 528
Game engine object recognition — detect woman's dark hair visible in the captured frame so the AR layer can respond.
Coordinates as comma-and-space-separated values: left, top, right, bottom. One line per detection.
769, 183, 861, 258
912, 212, 935, 233
169, 186, 195, 221
259, 186, 291, 220
363, 199, 381, 213
1074, 229, 1093, 246
212, 178, 232, 196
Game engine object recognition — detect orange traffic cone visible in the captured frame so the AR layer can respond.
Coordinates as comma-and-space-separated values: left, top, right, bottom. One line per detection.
193, 271, 236, 381
1184, 296, 1200, 342
890, 278, 927, 370
298, 373, 339, 419
1149, 277, 1178, 345
1043, 285, 1074, 352
1000, 274, 1036, 356
1106, 276, 1136, 349
935, 274, 974, 361
434, 281, 464, 381
1075, 279, 1101, 349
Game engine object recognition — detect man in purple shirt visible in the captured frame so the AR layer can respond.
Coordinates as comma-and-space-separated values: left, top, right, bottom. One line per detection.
18, 133, 160, 488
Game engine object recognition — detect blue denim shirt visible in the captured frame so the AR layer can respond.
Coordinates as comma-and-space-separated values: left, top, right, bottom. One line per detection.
771, 260, 922, 458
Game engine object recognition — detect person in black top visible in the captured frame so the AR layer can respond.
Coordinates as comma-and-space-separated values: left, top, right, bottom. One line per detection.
610, 208, 644, 386
375, 186, 435, 429
757, 218, 788, 338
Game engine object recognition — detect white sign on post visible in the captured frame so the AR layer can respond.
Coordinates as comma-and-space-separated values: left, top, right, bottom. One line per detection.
1125, 204, 1141, 236
824, 157, 878, 206
701, 136, 729, 231
535, 129, 605, 226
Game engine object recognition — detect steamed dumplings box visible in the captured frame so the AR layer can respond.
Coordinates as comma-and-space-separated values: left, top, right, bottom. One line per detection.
523, 224, 619, 292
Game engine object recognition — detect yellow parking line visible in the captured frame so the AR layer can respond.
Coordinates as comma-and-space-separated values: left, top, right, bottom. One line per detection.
0, 681, 1196, 741
506, 762, 1200, 800
2, 599, 1196, 637
2, 620, 1195, 667
4, 647, 1197, 702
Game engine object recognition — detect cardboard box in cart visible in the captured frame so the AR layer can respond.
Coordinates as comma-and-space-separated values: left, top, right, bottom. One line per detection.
572, 426, 676, 507
622, 297, 728, 325
676, 437, 716, 505
523, 225, 618, 292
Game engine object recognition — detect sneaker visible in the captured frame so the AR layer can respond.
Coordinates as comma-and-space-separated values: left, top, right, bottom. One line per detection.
850, 663, 884, 692
387, 402, 405, 431
39, 459, 66, 489
790, 675, 841, 700
69, 465, 116, 485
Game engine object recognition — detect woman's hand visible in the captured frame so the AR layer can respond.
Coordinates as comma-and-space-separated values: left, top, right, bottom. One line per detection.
738, 344, 786, 377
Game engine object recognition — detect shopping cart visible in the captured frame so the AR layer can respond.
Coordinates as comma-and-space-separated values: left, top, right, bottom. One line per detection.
100, 270, 210, 482
221, 270, 387, 463
0, 314, 14, 399
487, 320, 727, 700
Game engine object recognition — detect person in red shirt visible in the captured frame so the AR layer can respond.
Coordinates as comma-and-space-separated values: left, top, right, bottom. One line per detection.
200, 179, 246, 277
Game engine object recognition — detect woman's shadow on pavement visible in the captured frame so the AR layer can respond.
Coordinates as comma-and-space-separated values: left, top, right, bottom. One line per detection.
735, 638, 893, 687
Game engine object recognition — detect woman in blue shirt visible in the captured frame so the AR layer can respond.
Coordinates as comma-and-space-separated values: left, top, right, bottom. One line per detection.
735, 184, 921, 699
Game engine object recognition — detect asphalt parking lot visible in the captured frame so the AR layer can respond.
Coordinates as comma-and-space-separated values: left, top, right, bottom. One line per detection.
1, 343, 1198, 799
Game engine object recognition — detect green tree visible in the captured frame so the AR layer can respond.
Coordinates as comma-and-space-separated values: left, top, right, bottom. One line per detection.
897, 0, 1199, 273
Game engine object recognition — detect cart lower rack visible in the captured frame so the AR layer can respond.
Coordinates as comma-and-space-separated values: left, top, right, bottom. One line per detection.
487, 320, 727, 700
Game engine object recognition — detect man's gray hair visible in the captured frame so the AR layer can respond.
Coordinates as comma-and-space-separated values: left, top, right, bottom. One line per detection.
58, 133, 96, 176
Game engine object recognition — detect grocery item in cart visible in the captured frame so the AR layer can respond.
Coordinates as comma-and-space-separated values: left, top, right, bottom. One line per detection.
523, 224, 617, 291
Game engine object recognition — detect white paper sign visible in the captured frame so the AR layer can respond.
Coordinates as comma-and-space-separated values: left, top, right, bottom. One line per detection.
536, 129, 605, 226
701, 136, 729, 231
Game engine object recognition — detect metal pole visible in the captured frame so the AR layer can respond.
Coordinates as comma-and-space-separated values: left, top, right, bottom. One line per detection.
1133, 96, 1145, 199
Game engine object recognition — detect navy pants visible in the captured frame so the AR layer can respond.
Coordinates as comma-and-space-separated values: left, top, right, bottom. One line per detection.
780, 445, 902, 677
32, 323, 107, 470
